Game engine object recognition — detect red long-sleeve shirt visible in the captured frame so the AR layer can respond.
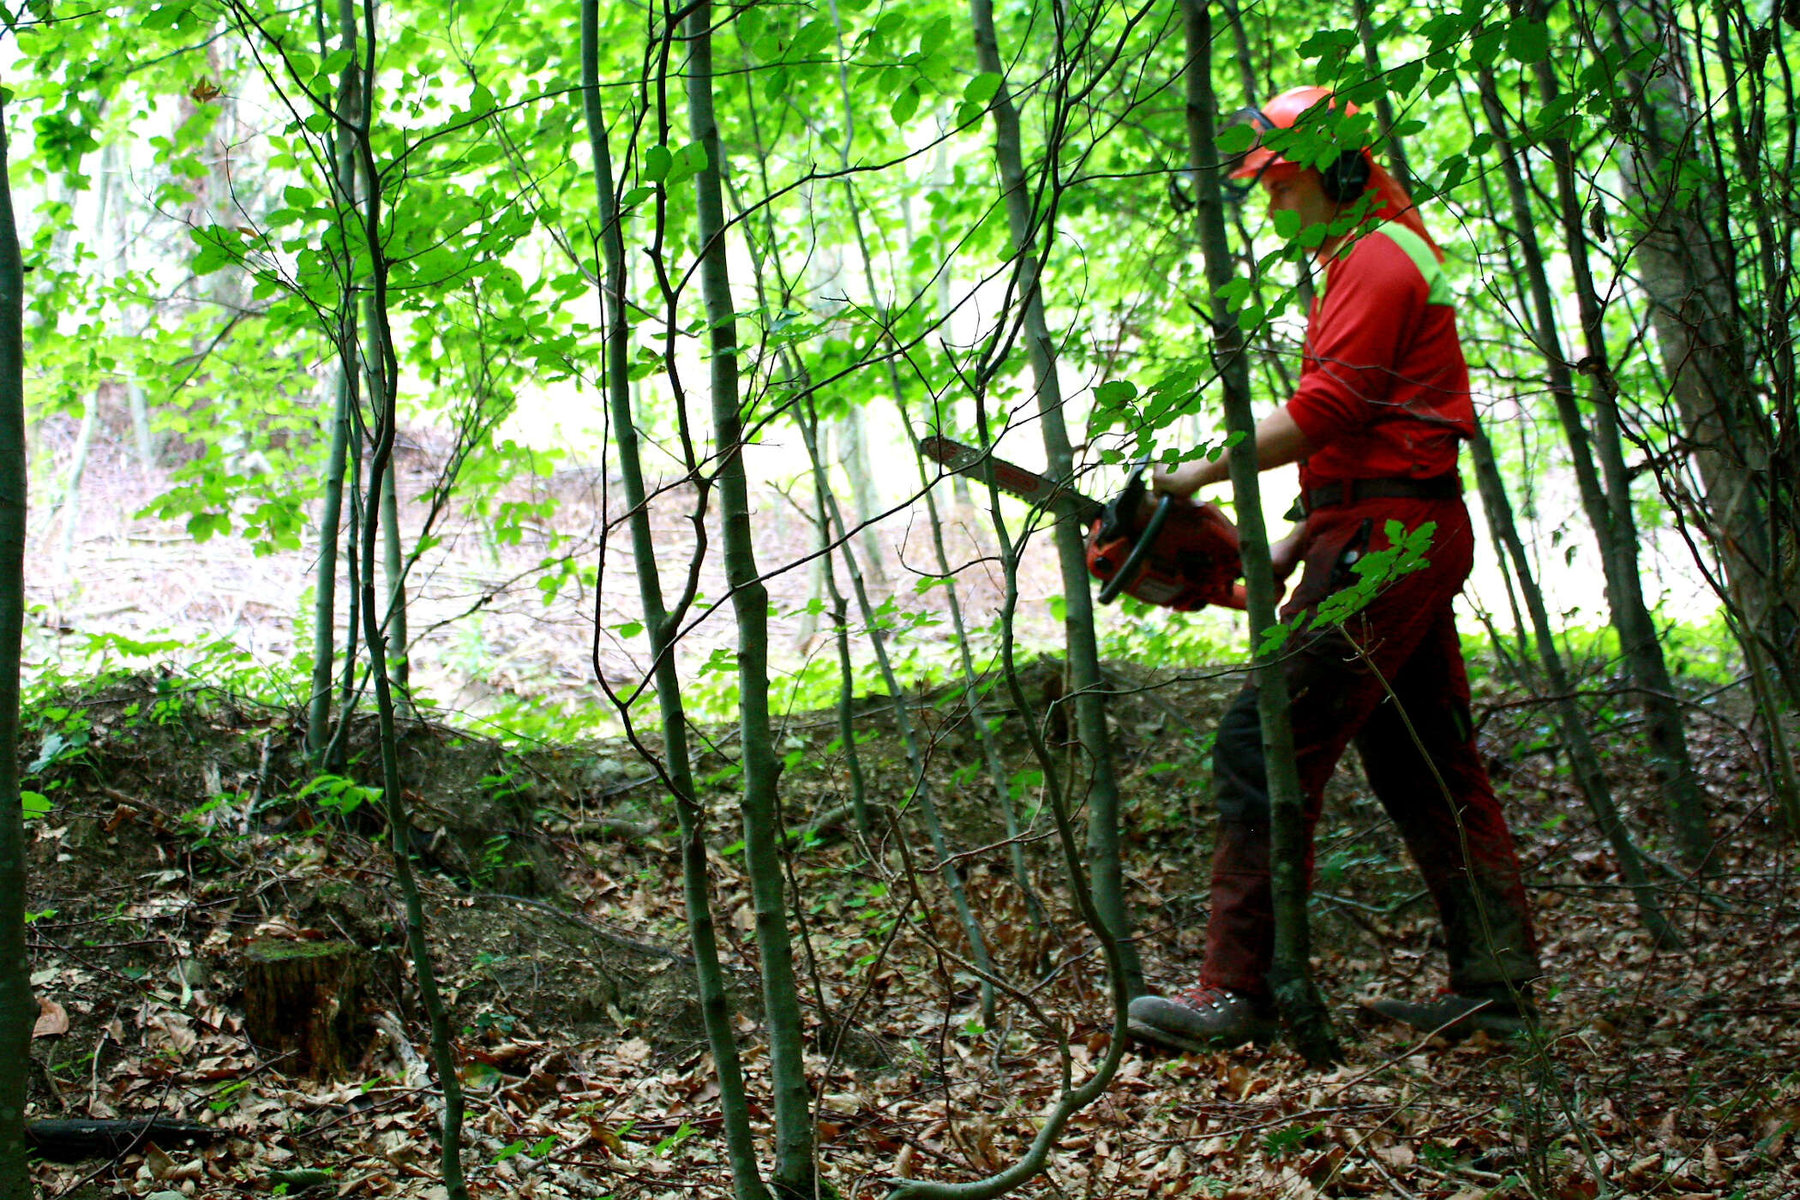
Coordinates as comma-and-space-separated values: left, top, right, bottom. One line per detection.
1284, 223, 1474, 490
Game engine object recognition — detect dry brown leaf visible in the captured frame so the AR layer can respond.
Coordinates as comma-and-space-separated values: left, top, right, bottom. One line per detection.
33, 997, 68, 1039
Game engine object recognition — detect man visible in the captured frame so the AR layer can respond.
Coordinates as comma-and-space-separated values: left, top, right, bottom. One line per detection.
1126, 87, 1541, 1052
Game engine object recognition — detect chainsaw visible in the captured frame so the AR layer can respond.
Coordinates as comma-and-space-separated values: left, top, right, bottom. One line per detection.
919, 435, 1246, 612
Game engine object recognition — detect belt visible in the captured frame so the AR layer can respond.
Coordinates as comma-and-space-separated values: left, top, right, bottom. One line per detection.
1301, 472, 1462, 515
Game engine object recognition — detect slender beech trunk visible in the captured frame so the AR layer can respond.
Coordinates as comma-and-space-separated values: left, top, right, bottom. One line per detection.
901, 415, 1046, 931
800, 426, 875, 837
309, 366, 354, 764
683, 7, 816, 1195
815, 479, 872, 837
793, 423, 828, 651
1476, 62, 1712, 869
53, 392, 96, 571
579, 6, 767, 1194
1350, 0, 1414, 194
0, 91, 36, 1200
55, 150, 121, 572
887, 370, 1132, 1200
798, 398, 998, 1022
1218, 0, 1261, 101
969, 0, 1141, 999
344, 11, 466, 1192
1182, 0, 1336, 1064
837, 405, 886, 584
817, 0, 1044, 922
379, 445, 409, 702
340, 418, 363, 714
308, 0, 360, 766
1600, 0, 1793, 694
1468, 429, 1679, 945
362, 297, 411, 711
126, 377, 153, 469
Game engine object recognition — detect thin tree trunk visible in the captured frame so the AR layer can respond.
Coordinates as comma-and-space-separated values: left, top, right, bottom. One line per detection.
1218, 0, 1261, 101
345, 8, 466, 1190
799, 397, 998, 1022
1182, 0, 1336, 1065
837, 405, 886, 584
126, 376, 153, 469
819, 518, 871, 838
379, 444, 410, 704
815, 0, 1045, 922
887, 355, 1132, 1200
794, 423, 828, 651
579, 6, 768, 1194
901, 414, 1046, 931
360, 296, 411, 713
683, 7, 816, 1194
969, 0, 1142, 999
0, 89, 37, 1200
1350, 0, 1414, 194
1601, 0, 1793, 693
308, 0, 360, 767
1476, 62, 1712, 869
1468, 428, 1680, 945
53, 391, 97, 572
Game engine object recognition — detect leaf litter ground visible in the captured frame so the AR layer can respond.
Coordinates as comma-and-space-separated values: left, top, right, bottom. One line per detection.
18, 657, 1800, 1200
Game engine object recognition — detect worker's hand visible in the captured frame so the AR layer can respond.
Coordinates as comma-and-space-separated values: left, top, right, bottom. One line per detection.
1269, 521, 1306, 583
1149, 458, 1212, 498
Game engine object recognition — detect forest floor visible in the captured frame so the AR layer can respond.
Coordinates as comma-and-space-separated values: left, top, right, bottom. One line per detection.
16, 651, 1800, 1200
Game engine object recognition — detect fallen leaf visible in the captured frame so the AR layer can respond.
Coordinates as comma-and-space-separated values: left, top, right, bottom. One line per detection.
33, 997, 68, 1039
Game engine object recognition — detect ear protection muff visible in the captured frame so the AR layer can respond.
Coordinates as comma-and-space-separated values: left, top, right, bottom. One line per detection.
1319, 149, 1372, 203
1229, 99, 1373, 205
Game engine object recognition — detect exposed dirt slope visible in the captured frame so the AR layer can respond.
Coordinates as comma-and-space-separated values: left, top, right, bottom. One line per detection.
17, 661, 1800, 1199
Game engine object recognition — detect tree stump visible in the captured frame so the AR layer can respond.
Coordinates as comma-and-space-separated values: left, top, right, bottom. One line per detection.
242, 939, 368, 1078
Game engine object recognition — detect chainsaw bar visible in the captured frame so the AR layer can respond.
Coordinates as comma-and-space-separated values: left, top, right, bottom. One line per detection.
918, 435, 1104, 524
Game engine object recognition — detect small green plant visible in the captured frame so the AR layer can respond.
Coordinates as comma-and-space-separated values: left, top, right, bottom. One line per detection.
1262, 1122, 1323, 1156
297, 773, 380, 820
652, 1121, 695, 1157
209, 1078, 253, 1114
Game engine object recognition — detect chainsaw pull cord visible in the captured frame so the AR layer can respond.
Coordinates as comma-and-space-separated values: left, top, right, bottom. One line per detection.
1098, 492, 1175, 604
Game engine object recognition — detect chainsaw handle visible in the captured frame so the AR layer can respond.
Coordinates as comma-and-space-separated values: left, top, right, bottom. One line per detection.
1098, 492, 1174, 604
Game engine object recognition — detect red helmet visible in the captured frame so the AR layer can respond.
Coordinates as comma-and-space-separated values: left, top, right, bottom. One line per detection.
1228, 86, 1365, 182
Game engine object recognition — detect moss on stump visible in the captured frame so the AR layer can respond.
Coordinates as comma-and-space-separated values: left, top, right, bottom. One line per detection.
242, 939, 368, 1079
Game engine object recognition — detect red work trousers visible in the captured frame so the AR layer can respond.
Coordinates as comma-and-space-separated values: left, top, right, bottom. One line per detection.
1199, 495, 1540, 999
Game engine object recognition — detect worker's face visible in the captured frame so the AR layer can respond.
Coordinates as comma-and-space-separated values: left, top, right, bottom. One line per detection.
1260, 169, 1337, 238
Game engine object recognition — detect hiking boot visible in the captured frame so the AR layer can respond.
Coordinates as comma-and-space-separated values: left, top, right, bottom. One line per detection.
1364, 990, 1536, 1041
1128, 986, 1278, 1052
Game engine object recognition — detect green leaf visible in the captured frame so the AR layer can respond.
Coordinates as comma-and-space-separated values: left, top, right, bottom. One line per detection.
790, 19, 833, 59
1388, 59, 1424, 97
918, 14, 954, 56
1258, 622, 1292, 656
1468, 24, 1507, 67
20, 791, 50, 819
1508, 19, 1550, 63
617, 621, 644, 640
891, 84, 920, 127
1217, 123, 1257, 155
763, 66, 789, 102
643, 144, 672, 183
1297, 28, 1356, 59
1094, 379, 1138, 405
963, 71, 1003, 106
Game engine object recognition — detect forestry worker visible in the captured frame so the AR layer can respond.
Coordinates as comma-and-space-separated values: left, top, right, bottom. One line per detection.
1126, 86, 1542, 1052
